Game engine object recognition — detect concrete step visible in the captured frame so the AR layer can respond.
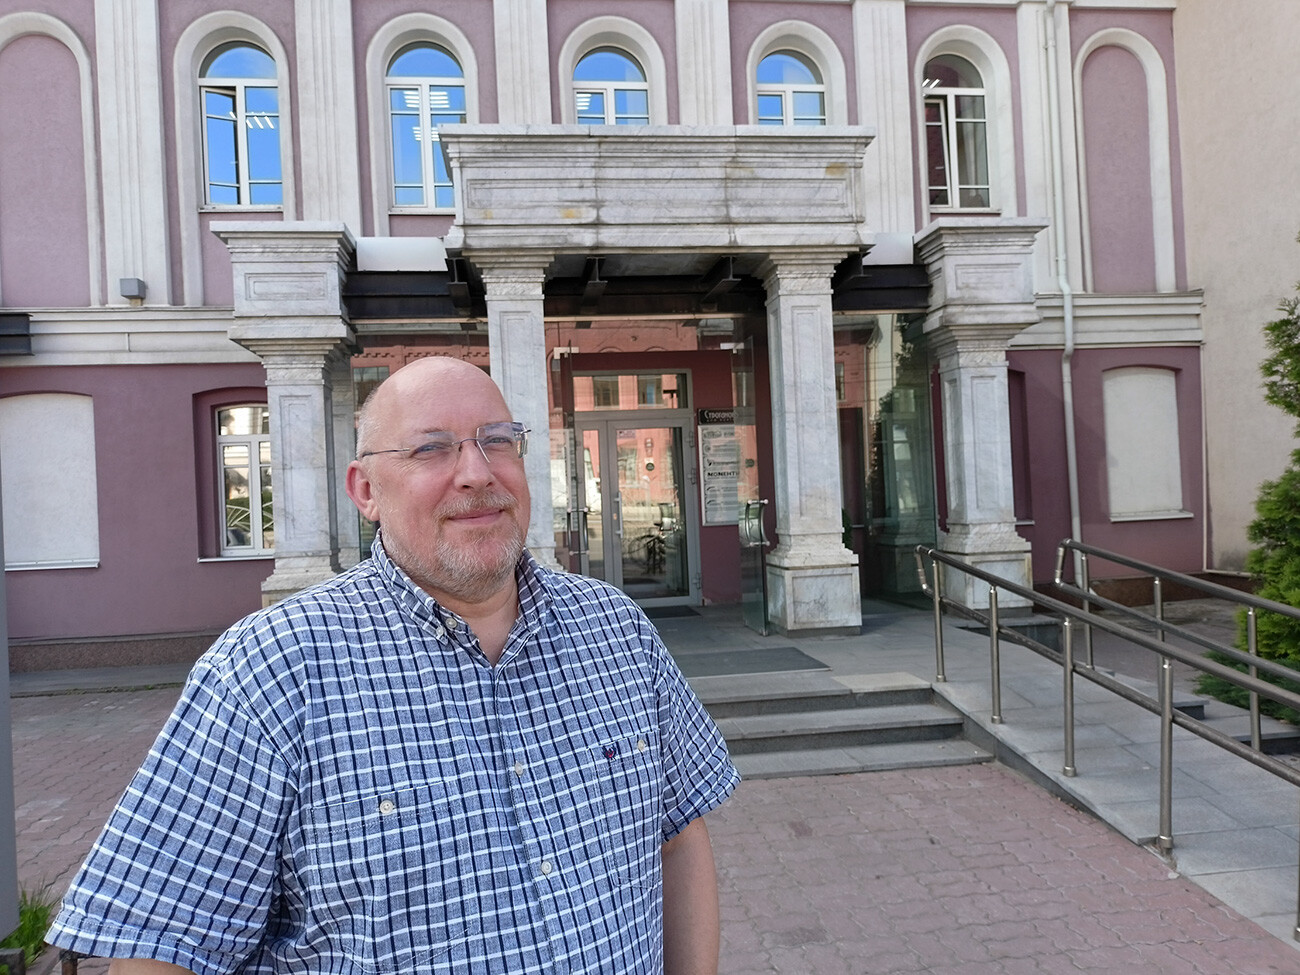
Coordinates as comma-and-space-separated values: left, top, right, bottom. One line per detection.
734, 739, 992, 780
692, 671, 932, 719
693, 669, 994, 777
717, 701, 967, 754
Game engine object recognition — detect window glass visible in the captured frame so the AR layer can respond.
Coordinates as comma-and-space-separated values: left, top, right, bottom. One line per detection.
386, 43, 466, 210
574, 49, 645, 83
574, 48, 649, 125
755, 50, 825, 126
201, 44, 275, 79
217, 405, 273, 555
757, 52, 819, 86
574, 373, 688, 411
199, 43, 282, 207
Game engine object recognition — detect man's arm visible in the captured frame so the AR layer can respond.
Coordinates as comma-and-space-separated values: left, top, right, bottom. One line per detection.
661, 815, 720, 975
108, 961, 194, 975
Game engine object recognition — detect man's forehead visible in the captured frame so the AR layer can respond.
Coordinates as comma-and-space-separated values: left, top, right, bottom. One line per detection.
384, 373, 510, 430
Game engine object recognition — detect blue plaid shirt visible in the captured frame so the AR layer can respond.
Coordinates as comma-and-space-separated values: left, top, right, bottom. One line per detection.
49, 542, 739, 975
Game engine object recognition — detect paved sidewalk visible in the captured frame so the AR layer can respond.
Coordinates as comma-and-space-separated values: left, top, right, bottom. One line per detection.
711, 766, 1296, 974
12, 598, 1300, 973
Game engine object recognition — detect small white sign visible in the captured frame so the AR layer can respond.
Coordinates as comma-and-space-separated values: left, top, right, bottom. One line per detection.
699, 422, 741, 525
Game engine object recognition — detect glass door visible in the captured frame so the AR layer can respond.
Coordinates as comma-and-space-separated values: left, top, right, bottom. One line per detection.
575, 416, 697, 604
732, 340, 770, 633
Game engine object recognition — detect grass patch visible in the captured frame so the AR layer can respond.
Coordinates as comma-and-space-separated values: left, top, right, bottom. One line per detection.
0, 888, 57, 972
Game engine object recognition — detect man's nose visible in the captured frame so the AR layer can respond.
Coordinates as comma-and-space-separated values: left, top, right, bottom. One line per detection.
452, 437, 494, 480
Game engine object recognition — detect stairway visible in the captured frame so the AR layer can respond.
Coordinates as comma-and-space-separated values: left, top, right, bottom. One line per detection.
690, 670, 992, 780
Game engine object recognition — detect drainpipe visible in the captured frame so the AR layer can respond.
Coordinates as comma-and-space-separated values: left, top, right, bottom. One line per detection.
1045, 0, 1084, 574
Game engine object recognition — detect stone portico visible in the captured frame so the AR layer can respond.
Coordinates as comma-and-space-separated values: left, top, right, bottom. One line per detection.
215, 128, 1045, 630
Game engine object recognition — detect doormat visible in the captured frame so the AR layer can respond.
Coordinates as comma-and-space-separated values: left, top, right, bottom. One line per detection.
672, 646, 829, 679
643, 606, 700, 619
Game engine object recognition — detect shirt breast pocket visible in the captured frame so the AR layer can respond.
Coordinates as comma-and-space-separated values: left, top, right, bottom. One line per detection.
592, 732, 663, 891
303, 782, 480, 973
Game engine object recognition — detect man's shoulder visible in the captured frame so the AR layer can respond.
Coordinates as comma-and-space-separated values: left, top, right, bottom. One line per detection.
204, 560, 389, 671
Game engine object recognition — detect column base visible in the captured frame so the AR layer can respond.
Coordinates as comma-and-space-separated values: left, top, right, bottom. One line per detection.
936, 525, 1033, 610
260, 558, 341, 607
765, 543, 862, 635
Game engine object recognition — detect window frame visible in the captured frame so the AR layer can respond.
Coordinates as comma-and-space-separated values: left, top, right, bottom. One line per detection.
385, 43, 467, 212
364, 15, 480, 234
573, 47, 650, 126
744, 23, 847, 127
914, 28, 1015, 219
558, 17, 668, 125
198, 42, 284, 208
922, 57, 990, 210
216, 404, 275, 558
755, 50, 826, 127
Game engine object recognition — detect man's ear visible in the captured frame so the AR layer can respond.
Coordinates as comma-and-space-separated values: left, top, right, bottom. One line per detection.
345, 460, 380, 523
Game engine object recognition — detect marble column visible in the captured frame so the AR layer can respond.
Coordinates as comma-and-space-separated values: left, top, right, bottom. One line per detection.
212, 222, 358, 605
915, 217, 1047, 609
477, 256, 560, 569
759, 251, 861, 634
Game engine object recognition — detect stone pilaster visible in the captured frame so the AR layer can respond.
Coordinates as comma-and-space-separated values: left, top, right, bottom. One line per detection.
759, 251, 861, 634
916, 217, 1047, 609
329, 352, 361, 567
477, 257, 560, 569
212, 222, 357, 604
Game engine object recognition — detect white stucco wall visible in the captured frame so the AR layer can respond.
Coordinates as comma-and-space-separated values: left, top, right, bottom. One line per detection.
1174, 0, 1300, 569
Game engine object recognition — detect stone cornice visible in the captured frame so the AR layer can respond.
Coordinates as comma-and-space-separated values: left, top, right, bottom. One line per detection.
440, 125, 875, 254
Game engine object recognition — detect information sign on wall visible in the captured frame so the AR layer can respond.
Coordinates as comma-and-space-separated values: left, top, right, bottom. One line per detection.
698, 409, 740, 525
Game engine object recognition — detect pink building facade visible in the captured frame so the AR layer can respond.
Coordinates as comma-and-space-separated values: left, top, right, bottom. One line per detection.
0, 0, 1225, 660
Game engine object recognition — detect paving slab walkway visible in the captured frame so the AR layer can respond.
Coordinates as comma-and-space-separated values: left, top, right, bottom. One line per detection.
11, 597, 1300, 973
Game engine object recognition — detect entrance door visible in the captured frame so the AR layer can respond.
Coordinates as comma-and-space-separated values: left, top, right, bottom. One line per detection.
576, 416, 699, 604
732, 339, 770, 633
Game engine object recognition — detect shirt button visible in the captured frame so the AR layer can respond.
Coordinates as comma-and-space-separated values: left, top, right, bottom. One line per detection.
637, 739, 647, 752
540, 860, 553, 877
378, 800, 396, 814
446, 618, 460, 631
513, 761, 525, 777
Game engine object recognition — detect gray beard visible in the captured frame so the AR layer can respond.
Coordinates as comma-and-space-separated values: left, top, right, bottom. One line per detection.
381, 492, 527, 605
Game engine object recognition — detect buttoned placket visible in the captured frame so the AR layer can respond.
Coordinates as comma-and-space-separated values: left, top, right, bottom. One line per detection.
490, 646, 568, 962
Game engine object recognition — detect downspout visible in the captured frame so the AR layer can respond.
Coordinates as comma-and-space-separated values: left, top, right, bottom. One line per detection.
1045, 0, 1084, 571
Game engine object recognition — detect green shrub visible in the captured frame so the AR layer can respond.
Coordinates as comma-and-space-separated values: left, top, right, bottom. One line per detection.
1196, 267, 1300, 720
0, 888, 56, 971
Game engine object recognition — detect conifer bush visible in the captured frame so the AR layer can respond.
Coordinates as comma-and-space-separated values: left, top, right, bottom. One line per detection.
1196, 268, 1300, 721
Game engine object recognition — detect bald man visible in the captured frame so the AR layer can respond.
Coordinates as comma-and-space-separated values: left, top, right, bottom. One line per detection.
50, 357, 739, 975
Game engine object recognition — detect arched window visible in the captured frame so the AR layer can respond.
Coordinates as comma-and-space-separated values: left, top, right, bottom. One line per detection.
574, 48, 649, 125
387, 43, 466, 210
217, 404, 274, 555
199, 42, 282, 206
922, 54, 989, 209
756, 51, 825, 126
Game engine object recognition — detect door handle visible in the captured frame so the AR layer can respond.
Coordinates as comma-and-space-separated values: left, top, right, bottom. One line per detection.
567, 507, 589, 556
743, 499, 770, 548
614, 494, 624, 538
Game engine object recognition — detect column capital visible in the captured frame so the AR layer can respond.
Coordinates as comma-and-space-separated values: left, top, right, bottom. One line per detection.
756, 247, 853, 294
915, 216, 1047, 346
474, 254, 551, 296
212, 221, 357, 327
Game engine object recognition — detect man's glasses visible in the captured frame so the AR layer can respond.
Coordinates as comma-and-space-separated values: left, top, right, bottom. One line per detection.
360, 422, 529, 466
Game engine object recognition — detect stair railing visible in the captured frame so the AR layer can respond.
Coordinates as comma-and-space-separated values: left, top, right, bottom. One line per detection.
914, 541, 1300, 940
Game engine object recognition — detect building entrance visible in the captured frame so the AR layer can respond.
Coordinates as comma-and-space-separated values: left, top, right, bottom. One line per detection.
573, 414, 700, 603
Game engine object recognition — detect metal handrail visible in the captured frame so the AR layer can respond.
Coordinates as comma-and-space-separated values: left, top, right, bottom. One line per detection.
914, 542, 1300, 941
1054, 537, 1300, 753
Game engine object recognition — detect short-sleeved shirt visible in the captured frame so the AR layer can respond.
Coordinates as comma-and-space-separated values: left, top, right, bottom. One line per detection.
48, 542, 739, 975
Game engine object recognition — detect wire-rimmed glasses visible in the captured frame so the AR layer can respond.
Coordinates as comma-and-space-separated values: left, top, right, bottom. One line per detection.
360, 421, 529, 467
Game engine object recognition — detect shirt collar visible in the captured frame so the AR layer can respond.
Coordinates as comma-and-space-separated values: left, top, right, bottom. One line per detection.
370, 531, 551, 640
